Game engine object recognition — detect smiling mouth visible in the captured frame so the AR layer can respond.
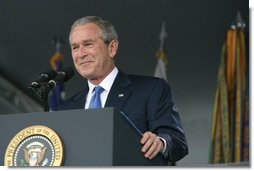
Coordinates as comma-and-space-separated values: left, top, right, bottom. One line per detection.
79, 61, 93, 66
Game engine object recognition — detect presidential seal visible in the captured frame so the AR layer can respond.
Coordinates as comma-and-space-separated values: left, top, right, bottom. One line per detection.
4, 125, 64, 166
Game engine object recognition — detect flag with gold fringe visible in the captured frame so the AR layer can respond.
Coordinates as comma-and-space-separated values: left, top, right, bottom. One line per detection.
154, 21, 168, 82
49, 35, 65, 111
209, 12, 249, 164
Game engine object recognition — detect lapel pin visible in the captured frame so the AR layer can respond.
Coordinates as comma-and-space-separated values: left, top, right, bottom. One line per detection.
118, 94, 124, 97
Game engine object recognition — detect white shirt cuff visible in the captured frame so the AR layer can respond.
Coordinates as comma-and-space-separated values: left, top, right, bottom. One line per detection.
158, 136, 167, 154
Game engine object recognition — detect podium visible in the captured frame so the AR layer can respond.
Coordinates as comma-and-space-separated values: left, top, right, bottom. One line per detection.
0, 107, 167, 166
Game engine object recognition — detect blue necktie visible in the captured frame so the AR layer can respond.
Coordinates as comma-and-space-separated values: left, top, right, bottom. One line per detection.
89, 86, 104, 109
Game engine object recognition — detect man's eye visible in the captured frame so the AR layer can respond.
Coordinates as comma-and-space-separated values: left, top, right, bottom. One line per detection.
85, 43, 93, 46
72, 46, 78, 50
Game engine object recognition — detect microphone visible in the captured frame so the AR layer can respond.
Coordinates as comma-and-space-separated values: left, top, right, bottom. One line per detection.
31, 69, 57, 87
47, 67, 74, 88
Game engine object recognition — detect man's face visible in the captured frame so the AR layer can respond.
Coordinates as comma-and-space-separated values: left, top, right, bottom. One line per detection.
69, 23, 118, 83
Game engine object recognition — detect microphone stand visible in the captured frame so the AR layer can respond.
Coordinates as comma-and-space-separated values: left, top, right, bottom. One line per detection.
40, 84, 51, 112
27, 83, 53, 112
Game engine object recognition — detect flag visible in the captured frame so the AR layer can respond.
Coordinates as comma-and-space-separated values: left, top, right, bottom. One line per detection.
154, 21, 168, 82
49, 36, 65, 111
209, 12, 249, 164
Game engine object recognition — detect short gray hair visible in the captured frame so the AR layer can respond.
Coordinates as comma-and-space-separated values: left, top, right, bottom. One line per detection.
69, 16, 118, 44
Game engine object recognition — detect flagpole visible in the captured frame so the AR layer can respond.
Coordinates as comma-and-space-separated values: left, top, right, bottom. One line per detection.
154, 21, 168, 82
159, 21, 167, 50
51, 33, 64, 53
230, 11, 246, 30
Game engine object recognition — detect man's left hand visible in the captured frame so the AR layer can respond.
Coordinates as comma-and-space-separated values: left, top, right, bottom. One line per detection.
140, 131, 164, 160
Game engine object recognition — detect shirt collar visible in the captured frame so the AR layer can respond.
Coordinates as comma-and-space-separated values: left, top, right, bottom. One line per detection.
87, 67, 119, 93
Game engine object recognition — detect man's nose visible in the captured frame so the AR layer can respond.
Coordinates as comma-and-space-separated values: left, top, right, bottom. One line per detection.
77, 46, 87, 57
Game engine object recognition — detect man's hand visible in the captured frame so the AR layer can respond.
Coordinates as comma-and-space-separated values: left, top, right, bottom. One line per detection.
140, 131, 164, 160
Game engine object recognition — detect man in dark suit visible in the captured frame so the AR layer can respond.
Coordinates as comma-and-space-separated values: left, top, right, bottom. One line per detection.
59, 16, 188, 163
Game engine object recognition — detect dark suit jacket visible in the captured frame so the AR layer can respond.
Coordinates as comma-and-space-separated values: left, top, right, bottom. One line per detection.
58, 70, 188, 162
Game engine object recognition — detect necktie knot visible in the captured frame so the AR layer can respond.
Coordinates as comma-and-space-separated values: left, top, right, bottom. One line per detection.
94, 86, 104, 95
89, 86, 104, 109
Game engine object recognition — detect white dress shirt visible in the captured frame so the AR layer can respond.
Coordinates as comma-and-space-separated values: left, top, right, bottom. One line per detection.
84, 67, 118, 109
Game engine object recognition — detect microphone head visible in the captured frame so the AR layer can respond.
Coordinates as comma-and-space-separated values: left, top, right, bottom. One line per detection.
47, 67, 75, 88
58, 67, 75, 82
31, 69, 57, 86
41, 69, 57, 79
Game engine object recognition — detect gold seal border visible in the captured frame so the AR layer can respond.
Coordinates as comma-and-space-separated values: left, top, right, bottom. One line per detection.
4, 125, 64, 166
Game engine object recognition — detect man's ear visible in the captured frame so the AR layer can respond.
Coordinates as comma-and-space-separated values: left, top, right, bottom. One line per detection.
108, 39, 119, 58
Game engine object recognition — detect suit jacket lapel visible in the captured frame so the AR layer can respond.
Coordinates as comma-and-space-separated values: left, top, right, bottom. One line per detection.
105, 70, 131, 111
